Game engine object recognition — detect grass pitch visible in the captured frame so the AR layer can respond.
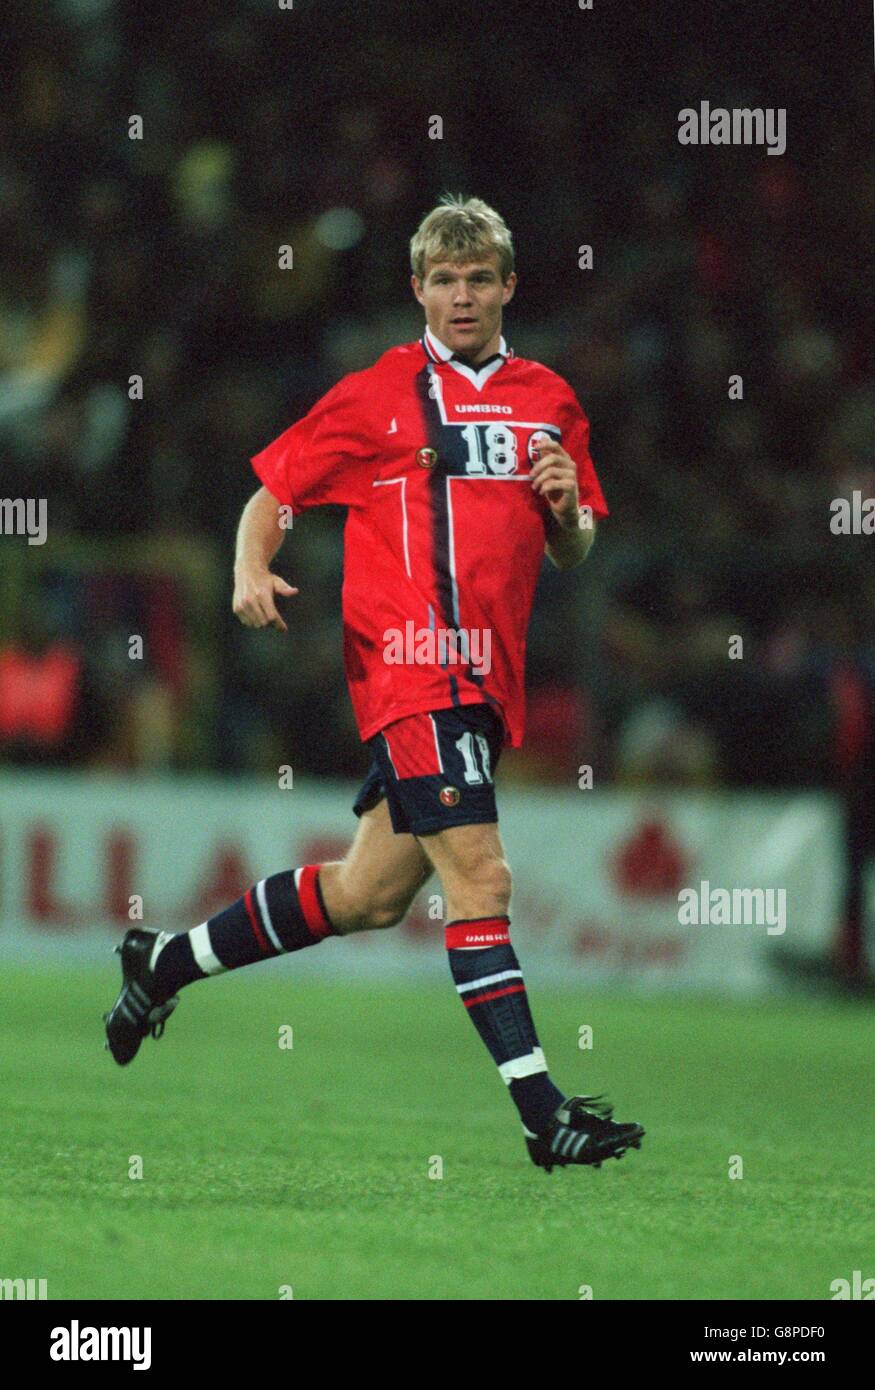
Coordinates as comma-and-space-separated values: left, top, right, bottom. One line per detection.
1, 962, 872, 1300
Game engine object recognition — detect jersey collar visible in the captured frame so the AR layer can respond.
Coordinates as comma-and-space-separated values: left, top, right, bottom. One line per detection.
421, 328, 513, 391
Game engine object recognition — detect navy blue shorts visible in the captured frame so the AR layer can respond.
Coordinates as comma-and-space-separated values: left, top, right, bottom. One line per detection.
352, 704, 505, 836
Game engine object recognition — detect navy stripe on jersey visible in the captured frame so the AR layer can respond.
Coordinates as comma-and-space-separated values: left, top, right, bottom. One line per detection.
414, 361, 509, 720
415, 365, 459, 712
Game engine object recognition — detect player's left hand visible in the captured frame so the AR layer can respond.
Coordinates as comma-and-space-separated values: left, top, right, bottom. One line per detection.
529, 435, 580, 529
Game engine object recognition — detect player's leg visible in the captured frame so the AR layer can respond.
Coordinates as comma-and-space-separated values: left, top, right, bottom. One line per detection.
104, 796, 430, 1065
372, 702, 645, 1170
319, 797, 432, 932
416, 816, 567, 1133
363, 704, 563, 1130
420, 816, 644, 1170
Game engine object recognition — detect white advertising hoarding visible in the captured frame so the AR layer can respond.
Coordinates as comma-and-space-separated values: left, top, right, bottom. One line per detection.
0, 772, 842, 991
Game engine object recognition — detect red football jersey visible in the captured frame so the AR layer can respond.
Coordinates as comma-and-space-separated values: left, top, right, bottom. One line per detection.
251, 330, 608, 747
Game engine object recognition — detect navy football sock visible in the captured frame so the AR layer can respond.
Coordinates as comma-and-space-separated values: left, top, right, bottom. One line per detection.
446, 917, 565, 1135
151, 865, 337, 996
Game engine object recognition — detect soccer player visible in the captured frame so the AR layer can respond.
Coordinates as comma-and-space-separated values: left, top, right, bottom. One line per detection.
105, 196, 644, 1173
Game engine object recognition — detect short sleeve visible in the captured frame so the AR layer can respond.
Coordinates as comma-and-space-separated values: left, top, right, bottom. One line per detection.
556, 384, 609, 520
250, 370, 379, 513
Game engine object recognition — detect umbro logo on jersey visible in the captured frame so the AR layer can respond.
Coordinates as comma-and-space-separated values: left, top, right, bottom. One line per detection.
454, 404, 513, 414
387, 418, 398, 434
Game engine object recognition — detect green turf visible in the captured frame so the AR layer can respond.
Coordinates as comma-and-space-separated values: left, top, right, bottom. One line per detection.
1, 962, 872, 1300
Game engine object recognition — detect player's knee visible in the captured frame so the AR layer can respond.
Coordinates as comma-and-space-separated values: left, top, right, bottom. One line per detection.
368, 860, 434, 928
454, 854, 512, 912
484, 857, 513, 910
361, 897, 408, 931
323, 855, 426, 934
339, 882, 413, 932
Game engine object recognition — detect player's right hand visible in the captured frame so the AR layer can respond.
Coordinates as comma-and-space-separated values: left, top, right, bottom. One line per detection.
232, 567, 298, 632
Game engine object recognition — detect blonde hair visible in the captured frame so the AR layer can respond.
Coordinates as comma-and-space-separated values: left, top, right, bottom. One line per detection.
410, 194, 515, 282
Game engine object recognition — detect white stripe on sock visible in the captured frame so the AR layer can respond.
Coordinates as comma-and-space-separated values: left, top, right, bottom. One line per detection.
148, 930, 175, 973
498, 1046, 547, 1084
190, 922, 227, 976
456, 969, 522, 995
255, 879, 283, 953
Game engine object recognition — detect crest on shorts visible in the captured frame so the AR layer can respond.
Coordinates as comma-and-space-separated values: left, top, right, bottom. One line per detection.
439, 786, 460, 807
416, 446, 438, 469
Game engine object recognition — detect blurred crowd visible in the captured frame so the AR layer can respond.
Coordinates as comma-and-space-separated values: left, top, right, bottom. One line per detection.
1, 0, 873, 793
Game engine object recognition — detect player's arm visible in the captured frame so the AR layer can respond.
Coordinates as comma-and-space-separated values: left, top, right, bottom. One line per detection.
232, 485, 298, 632
544, 512, 596, 569
531, 439, 597, 570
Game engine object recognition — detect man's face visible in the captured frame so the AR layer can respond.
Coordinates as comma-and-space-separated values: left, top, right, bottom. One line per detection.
412, 253, 516, 362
